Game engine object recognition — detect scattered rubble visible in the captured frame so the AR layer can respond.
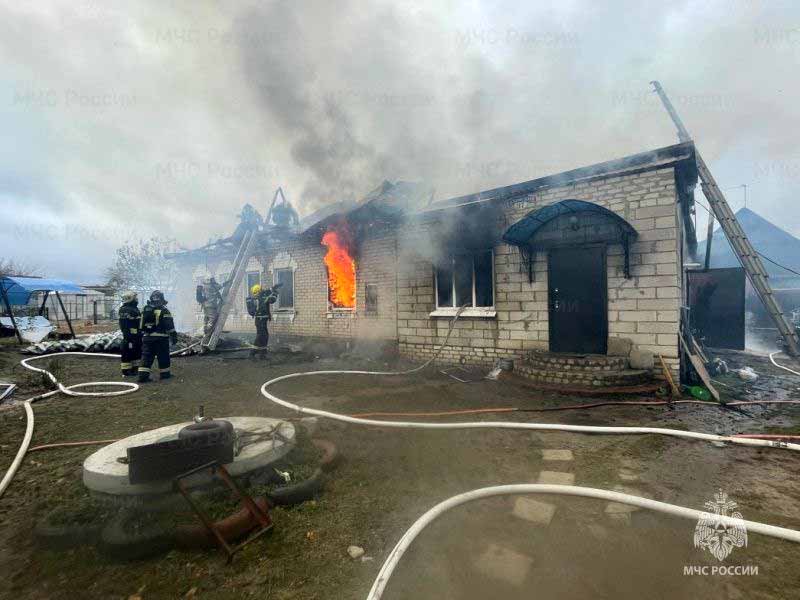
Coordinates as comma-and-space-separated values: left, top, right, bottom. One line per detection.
20, 331, 202, 356
21, 331, 123, 355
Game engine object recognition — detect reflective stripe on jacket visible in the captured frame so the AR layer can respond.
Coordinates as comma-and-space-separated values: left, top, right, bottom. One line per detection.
119, 302, 141, 340
140, 303, 176, 339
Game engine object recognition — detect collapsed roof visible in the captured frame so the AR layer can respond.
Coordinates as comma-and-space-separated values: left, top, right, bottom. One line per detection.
174, 142, 698, 259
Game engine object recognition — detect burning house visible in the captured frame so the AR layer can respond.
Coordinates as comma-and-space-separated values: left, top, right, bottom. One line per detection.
170, 141, 699, 385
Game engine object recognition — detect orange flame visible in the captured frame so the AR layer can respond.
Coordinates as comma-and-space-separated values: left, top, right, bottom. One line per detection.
322, 229, 356, 308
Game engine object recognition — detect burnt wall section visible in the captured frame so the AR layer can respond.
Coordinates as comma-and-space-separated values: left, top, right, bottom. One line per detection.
172, 165, 683, 377
396, 166, 682, 376
180, 229, 398, 341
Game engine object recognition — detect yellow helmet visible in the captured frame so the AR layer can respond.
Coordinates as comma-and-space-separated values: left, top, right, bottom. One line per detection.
250, 284, 262, 296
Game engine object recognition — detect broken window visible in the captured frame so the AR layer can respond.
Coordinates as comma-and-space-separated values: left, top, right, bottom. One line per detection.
435, 250, 494, 308
274, 268, 294, 309
365, 284, 378, 315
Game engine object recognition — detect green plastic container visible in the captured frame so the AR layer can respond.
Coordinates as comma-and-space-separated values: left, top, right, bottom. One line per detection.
689, 386, 712, 401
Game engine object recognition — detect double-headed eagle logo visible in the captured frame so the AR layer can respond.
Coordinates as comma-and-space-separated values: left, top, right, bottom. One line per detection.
693, 490, 748, 561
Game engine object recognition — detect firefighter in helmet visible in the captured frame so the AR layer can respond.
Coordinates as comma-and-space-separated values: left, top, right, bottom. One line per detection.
118, 290, 142, 376
246, 283, 280, 358
196, 276, 223, 336
137, 290, 178, 382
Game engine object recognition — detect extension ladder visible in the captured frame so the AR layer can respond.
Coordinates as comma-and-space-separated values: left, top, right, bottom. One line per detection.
201, 228, 257, 352
651, 81, 800, 356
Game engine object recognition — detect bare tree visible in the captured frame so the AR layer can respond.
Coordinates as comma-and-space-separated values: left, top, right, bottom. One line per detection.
105, 237, 181, 298
0, 259, 42, 278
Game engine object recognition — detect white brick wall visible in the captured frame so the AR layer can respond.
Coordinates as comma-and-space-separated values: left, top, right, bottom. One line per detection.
176, 165, 684, 376
181, 229, 398, 341
396, 166, 682, 374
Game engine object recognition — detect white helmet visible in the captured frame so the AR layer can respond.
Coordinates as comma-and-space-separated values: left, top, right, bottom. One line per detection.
121, 290, 138, 303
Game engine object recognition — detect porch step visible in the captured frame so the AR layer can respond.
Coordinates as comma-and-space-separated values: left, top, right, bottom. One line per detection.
515, 365, 651, 388
526, 352, 629, 372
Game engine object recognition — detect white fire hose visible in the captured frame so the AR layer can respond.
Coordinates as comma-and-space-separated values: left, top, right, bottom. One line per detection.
0, 353, 138, 498
257, 311, 800, 598
365, 484, 800, 600
770, 351, 800, 377
261, 367, 800, 598
260, 369, 800, 450
2, 326, 799, 598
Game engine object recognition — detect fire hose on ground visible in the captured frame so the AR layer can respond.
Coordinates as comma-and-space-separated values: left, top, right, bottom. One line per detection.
2, 314, 800, 595
364, 484, 800, 600
0, 353, 138, 498
0, 340, 228, 496
770, 351, 800, 377
255, 308, 800, 598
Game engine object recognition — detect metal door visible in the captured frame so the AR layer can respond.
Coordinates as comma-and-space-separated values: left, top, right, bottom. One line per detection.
548, 247, 607, 354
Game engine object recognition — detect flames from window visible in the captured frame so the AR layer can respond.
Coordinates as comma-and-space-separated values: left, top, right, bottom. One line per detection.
322, 228, 356, 308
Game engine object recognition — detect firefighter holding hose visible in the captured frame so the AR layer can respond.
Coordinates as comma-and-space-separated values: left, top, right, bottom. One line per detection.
137, 290, 178, 382
118, 290, 142, 376
246, 283, 281, 358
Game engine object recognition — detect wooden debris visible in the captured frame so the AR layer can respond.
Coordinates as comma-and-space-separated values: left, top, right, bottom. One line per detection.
658, 354, 680, 398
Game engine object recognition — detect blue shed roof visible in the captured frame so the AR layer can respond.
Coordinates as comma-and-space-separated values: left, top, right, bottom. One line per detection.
502, 199, 638, 246
0, 276, 85, 306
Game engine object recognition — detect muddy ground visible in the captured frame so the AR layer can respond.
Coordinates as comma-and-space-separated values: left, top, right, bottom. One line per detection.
1, 342, 800, 599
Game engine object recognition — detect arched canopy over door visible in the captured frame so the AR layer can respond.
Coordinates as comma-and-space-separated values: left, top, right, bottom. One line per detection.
502, 199, 638, 281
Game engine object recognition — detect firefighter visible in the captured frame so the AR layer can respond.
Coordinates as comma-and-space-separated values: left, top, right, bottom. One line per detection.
246, 283, 280, 358
196, 277, 223, 336
118, 290, 142, 376
137, 290, 177, 382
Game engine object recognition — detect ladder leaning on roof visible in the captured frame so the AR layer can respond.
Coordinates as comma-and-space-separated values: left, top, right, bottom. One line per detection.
651, 81, 800, 356
201, 228, 258, 353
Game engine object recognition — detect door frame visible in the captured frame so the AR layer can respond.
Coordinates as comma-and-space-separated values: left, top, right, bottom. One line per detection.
547, 244, 608, 354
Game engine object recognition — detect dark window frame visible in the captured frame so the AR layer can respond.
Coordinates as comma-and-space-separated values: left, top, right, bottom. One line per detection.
273, 267, 295, 310
434, 249, 495, 309
365, 283, 378, 316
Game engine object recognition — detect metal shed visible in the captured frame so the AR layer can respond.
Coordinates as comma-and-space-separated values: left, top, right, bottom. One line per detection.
0, 276, 85, 342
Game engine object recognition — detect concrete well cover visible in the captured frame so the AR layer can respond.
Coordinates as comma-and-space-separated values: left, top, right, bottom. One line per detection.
83, 417, 295, 496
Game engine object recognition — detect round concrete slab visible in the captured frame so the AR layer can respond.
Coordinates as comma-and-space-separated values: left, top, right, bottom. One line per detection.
83, 417, 295, 496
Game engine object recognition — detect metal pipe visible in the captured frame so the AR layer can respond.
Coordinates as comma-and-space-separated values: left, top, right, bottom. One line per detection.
54, 291, 75, 338
0, 284, 23, 344
704, 212, 715, 271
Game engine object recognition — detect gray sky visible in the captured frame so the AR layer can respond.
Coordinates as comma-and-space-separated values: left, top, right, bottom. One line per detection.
1, 0, 799, 283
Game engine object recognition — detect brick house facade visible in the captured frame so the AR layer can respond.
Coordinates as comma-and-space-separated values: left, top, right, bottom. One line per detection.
171, 142, 698, 379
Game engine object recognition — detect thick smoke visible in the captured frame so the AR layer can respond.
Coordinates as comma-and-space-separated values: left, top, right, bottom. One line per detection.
2, 1, 800, 281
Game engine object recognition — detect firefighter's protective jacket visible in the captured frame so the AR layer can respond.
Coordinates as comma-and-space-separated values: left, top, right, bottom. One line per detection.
255, 289, 278, 320
196, 281, 223, 311
202, 282, 222, 311
140, 302, 177, 341
118, 301, 141, 341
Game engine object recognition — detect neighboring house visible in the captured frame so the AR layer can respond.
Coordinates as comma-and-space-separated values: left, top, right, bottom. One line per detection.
697, 207, 800, 326
170, 141, 699, 383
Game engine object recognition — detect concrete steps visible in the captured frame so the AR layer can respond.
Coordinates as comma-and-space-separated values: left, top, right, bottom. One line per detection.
526, 352, 629, 372
517, 351, 653, 389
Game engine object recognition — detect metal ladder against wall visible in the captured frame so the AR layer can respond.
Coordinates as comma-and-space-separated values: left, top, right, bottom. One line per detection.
201, 228, 257, 352
651, 81, 800, 356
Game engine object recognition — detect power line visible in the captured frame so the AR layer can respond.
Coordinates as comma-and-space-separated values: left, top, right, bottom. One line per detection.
694, 199, 800, 277
758, 252, 800, 278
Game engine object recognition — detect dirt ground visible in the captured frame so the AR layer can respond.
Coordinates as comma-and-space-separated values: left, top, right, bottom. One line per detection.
2, 342, 800, 599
